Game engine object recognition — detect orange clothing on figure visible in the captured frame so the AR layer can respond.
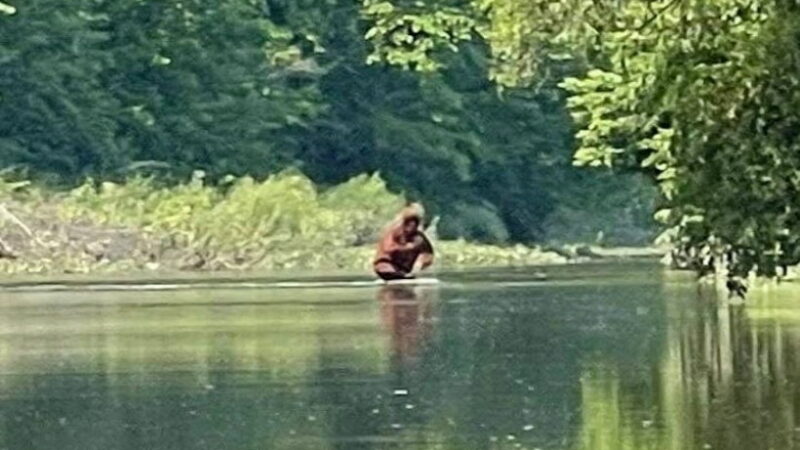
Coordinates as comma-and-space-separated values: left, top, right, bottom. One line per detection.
373, 205, 434, 280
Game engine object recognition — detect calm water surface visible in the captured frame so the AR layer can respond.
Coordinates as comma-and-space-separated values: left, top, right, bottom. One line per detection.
1, 262, 799, 449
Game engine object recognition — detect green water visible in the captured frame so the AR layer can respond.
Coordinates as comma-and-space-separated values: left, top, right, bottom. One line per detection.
0, 262, 799, 450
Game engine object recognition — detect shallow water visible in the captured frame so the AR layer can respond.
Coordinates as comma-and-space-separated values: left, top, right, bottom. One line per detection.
0, 262, 799, 449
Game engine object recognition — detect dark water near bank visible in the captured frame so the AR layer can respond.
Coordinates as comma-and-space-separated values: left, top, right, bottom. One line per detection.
1, 262, 799, 449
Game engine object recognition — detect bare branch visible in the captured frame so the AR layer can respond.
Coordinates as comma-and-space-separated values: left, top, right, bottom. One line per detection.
0, 203, 45, 247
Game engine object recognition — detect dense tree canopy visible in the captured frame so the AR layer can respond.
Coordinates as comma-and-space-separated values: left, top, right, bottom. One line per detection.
0, 0, 654, 244
363, 0, 800, 277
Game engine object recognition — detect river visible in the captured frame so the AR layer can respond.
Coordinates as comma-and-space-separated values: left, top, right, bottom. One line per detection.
0, 262, 798, 449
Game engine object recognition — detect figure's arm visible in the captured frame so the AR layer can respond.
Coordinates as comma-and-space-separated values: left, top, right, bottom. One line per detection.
416, 253, 434, 270
421, 232, 434, 264
379, 228, 417, 253
412, 233, 435, 273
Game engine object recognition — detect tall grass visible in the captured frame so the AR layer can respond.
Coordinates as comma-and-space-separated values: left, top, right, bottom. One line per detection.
57, 171, 404, 270
0, 171, 567, 275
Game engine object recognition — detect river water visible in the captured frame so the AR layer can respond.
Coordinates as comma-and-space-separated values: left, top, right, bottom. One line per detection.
0, 262, 799, 449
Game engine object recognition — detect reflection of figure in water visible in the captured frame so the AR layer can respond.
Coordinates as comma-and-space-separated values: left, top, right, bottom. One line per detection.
378, 285, 435, 366
373, 204, 434, 281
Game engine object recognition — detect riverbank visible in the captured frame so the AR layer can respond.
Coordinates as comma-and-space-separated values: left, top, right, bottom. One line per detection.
0, 174, 660, 277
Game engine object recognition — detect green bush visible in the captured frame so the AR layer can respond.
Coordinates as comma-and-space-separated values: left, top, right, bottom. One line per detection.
319, 173, 406, 246
59, 171, 403, 263
439, 202, 511, 243
0, 171, 571, 275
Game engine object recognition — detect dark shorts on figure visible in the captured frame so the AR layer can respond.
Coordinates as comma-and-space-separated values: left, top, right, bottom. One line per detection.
374, 260, 413, 281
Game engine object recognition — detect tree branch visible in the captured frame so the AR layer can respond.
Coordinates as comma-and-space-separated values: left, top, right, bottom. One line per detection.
0, 203, 45, 247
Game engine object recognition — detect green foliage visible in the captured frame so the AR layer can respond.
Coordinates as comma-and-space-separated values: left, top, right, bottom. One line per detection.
60, 172, 402, 262
0, 0, 655, 249
0, 0, 125, 178
362, 0, 478, 71
438, 201, 510, 243
362, 0, 800, 280
62, 172, 220, 235
554, 1, 800, 278
319, 173, 406, 245
0, 0, 322, 180
0, 173, 573, 275
544, 171, 657, 246
299, 2, 647, 243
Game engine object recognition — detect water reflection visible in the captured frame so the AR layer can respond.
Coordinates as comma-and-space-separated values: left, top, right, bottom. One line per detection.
576, 277, 800, 450
3, 266, 800, 449
378, 285, 435, 369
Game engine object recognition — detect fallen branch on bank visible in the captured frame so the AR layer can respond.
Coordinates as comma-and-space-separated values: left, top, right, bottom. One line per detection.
0, 202, 46, 252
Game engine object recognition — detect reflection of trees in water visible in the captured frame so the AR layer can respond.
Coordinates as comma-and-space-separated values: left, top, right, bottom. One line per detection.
660, 284, 800, 450
389, 281, 667, 449
576, 280, 800, 450
0, 286, 447, 450
299, 285, 437, 450
0, 290, 391, 450
17, 274, 800, 450
0, 339, 355, 449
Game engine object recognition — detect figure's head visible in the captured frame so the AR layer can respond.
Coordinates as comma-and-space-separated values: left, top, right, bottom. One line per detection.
402, 215, 420, 234
399, 203, 424, 235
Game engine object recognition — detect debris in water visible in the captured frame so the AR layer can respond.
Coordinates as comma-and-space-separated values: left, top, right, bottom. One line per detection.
393, 389, 409, 396
523, 424, 535, 431
307, 415, 316, 422
642, 420, 653, 428
506, 434, 516, 441
489, 436, 498, 442
405, 404, 415, 410
58, 417, 67, 426
391, 423, 403, 430
204, 384, 215, 391
371, 409, 380, 415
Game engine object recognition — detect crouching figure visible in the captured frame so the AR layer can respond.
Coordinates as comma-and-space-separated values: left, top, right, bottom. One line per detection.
373, 204, 434, 281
